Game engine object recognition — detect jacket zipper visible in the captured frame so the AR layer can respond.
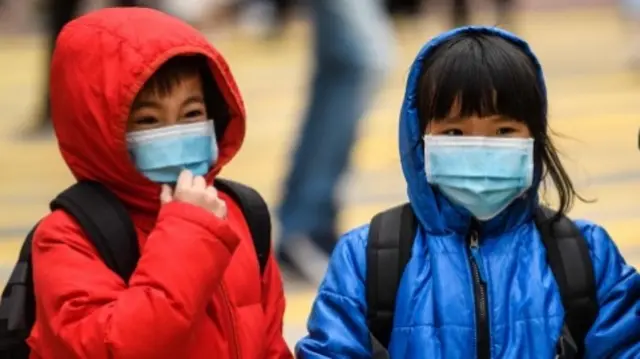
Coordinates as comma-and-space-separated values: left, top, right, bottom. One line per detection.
221, 283, 240, 359
468, 230, 491, 359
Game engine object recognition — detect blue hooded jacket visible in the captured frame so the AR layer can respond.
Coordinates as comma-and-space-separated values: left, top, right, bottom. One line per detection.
295, 27, 640, 359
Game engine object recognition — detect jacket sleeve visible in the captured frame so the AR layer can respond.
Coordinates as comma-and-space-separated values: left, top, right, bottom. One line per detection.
260, 253, 294, 359
30, 201, 240, 359
581, 222, 640, 359
295, 225, 372, 359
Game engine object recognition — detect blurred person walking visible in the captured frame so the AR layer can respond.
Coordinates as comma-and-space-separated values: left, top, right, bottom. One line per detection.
276, 0, 394, 285
24, 0, 138, 138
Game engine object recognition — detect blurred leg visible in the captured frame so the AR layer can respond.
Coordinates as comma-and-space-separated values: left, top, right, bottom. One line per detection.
386, 0, 422, 16
272, 0, 295, 20
277, 0, 393, 283
262, 0, 295, 37
495, 0, 514, 29
452, 0, 469, 27
33, 0, 135, 136
48, 0, 81, 63
36, 0, 81, 132
117, 0, 138, 6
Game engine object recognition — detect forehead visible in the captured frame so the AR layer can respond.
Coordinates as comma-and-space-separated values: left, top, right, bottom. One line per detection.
135, 73, 204, 101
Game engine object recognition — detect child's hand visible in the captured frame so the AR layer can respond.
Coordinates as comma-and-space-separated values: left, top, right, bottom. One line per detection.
161, 170, 227, 219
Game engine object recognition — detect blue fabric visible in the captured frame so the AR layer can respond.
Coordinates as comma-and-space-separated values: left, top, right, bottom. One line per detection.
296, 26, 640, 359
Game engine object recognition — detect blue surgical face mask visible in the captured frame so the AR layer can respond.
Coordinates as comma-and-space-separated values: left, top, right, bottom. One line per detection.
424, 135, 534, 221
126, 121, 218, 184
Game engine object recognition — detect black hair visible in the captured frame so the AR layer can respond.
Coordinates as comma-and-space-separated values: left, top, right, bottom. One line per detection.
417, 32, 587, 218
137, 55, 230, 139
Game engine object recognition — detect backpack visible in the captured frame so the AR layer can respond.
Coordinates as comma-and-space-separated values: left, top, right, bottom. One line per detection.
366, 204, 599, 359
0, 179, 271, 358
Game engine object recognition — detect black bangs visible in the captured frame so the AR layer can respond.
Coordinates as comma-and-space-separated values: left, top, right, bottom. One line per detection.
417, 33, 546, 132
414, 31, 589, 220
140, 55, 230, 139
144, 55, 207, 98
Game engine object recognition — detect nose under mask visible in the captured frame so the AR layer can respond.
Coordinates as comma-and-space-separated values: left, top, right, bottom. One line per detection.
126, 121, 218, 184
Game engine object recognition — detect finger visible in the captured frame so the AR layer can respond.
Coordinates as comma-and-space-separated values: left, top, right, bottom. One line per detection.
205, 185, 218, 199
204, 186, 219, 209
160, 184, 173, 204
193, 175, 207, 190
205, 186, 225, 217
176, 169, 193, 190
214, 198, 227, 219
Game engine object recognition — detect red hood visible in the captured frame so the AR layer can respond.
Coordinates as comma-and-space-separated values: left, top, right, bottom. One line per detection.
50, 7, 246, 216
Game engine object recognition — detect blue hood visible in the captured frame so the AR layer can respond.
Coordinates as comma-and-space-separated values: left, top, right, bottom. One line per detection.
399, 26, 547, 237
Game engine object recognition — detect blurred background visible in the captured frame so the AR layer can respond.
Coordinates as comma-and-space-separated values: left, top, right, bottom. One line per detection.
0, 0, 639, 347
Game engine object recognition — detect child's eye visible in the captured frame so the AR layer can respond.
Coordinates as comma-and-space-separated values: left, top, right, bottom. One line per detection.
443, 128, 464, 136
135, 116, 158, 125
185, 109, 204, 118
496, 127, 516, 135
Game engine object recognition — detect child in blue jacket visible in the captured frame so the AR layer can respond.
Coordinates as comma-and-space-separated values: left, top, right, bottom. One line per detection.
296, 26, 640, 359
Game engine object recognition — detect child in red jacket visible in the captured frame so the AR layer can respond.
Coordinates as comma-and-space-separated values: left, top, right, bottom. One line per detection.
27, 7, 292, 359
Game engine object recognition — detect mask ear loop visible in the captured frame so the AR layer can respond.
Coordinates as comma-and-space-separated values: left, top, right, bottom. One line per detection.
420, 135, 432, 180
210, 124, 220, 169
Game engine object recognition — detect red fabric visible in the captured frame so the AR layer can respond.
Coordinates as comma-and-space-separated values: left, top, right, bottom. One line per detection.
28, 7, 292, 359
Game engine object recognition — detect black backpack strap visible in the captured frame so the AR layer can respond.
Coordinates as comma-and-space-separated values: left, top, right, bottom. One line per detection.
534, 207, 598, 359
50, 181, 139, 283
214, 179, 271, 275
366, 203, 417, 353
0, 227, 37, 350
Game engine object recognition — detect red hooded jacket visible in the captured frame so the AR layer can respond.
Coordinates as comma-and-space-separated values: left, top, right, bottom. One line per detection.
27, 7, 292, 359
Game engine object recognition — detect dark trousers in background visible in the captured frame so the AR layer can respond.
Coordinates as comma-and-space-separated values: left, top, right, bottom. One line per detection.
452, 0, 514, 26
385, 0, 514, 27
270, 0, 295, 21
41, 0, 137, 127
385, 0, 421, 15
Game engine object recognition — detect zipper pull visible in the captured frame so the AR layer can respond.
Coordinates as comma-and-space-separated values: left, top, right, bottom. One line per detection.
469, 233, 487, 283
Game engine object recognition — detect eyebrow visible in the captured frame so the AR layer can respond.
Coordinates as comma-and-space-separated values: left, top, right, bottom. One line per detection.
130, 94, 205, 112
491, 115, 521, 124
181, 94, 205, 107
434, 115, 518, 124
131, 99, 161, 112
432, 116, 467, 124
